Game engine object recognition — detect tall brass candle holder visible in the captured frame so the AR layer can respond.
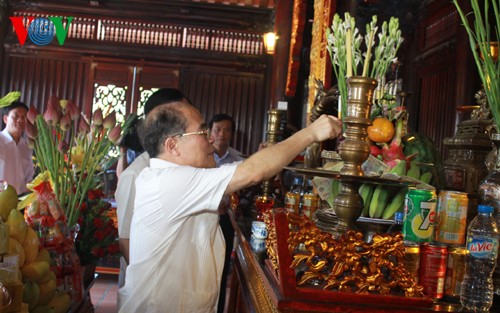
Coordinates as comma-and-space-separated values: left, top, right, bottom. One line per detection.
334, 76, 378, 232
261, 109, 284, 196
255, 109, 283, 219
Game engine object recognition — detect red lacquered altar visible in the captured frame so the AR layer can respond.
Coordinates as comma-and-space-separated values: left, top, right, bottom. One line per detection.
226, 208, 473, 313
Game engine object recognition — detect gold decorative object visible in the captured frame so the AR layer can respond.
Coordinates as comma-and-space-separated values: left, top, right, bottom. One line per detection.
287, 213, 423, 297
260, 109, 284, 196
263, 211, 279, 276
334, 76, 378, 232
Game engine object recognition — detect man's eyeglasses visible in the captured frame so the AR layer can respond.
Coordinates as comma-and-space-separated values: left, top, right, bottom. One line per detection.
172, 129, 211, 140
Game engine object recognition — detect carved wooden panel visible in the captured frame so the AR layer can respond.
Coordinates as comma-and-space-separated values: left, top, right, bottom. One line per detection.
1, 54, 90, 115
413, 1, 478, 158
180, 68, 266, 155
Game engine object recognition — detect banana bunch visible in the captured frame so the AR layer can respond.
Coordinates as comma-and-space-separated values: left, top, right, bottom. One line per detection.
359, 160, 434, 220
358, 160, 405, 219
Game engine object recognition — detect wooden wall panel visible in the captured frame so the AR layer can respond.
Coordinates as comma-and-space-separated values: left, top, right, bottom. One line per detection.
180, 68, 266, 156
2, 54, 90, 116
418, 66, 457, 156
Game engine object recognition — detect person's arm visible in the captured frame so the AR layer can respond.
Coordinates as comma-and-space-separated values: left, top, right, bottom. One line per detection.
115, 170, 137, 264
225, 115, 342, 195
119, 238, 130, 264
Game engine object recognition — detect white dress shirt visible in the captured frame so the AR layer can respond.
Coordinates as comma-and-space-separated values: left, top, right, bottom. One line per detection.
114, 152, 150, 288
0, 129, 34, 194
118, 158, 237, 313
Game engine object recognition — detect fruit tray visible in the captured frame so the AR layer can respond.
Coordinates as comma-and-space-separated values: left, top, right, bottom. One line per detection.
284, 166, 422, 187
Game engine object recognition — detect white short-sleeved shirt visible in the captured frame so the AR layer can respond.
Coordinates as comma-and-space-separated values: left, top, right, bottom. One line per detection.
118, 158, 237, 313
0, 129, 34, 194
115, 152, 150, 239
114, 152, 150, 288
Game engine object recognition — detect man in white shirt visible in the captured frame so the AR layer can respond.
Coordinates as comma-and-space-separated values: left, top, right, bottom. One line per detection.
0, 101, 34, 195
114, 88, 191, 290
118, 101, 342, 312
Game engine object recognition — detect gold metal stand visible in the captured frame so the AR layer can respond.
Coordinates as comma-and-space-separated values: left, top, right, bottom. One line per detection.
334, 76, 378, 232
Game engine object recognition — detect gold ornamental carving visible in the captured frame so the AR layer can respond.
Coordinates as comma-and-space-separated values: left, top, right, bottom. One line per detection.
306, 0, 335, 124
286, 213, 423, 297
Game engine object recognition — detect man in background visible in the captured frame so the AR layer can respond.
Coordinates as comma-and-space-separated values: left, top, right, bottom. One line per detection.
209, 113, 245, 166
0, 101, 34, 195
209, 113, 244, 313
114, 88, 191, 292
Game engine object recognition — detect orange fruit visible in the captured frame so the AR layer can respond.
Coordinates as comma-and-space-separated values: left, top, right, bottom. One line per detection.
367, 117, 395, 143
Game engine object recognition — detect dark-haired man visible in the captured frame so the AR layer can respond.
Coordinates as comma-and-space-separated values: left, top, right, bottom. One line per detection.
0, 101, 34, 194
118, 101, 342, 312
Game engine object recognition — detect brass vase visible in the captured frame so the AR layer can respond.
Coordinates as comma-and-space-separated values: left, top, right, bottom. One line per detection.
334, 76, 378, 232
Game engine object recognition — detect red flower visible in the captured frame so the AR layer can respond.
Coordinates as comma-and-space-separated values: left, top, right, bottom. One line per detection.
88, 190, 97, 201
93, 218, 105, 229
91, 247, 105, 258
94, 230, 105, 241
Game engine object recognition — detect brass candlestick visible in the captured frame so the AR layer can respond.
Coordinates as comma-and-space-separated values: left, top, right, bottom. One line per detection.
334, 76, 378, 232
261, 109, 284, 196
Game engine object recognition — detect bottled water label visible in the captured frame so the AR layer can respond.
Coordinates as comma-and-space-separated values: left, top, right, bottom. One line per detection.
467, 238, 498, 259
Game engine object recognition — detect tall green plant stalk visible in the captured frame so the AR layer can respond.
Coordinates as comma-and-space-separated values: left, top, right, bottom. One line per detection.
327, 13, 403, 120
453, 0, 500, 130
30, 102, 128, 228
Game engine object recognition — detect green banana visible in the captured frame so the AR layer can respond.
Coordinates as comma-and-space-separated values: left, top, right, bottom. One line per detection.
382, 187, 407, 220
407, 161, 421, 179
388, 159, 407, 176
0, 91, 21, 108
359, 183, 374, 217
420, 171, 433, 184
369, 185, 390, 218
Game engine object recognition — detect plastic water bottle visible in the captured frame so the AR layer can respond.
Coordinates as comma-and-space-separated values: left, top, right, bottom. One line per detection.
460, 204, 499, 312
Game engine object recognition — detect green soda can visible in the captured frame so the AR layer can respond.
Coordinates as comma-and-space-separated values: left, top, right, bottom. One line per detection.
403, 188, 437, 242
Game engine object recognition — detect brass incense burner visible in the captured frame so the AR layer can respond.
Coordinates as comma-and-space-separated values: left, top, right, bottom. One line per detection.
334, 76, 378, 232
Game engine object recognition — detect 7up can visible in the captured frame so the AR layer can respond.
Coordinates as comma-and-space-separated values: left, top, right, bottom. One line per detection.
403, 188, 437, 242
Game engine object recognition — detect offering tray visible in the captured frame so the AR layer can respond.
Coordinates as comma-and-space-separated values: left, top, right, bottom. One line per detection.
355, 216, 395, 242
284, 166, 419, 187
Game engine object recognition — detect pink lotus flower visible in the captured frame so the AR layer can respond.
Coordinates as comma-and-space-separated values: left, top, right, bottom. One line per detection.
92, 108, 103, 126
27, 106, 39, 124
59, 113, 71, 131
25, 121, 38, 139
43, 101, 61, 126
103, 113, 116, 129
79, 116, 90, 134
66, 100, 80, 121
108, 125, 122, 144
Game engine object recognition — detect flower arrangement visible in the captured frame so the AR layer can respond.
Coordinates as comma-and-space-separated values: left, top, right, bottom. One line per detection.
75, 187, 120, 265
25, 95, 125, 228
453, 0, 500, 130
326, 13, 404, 119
